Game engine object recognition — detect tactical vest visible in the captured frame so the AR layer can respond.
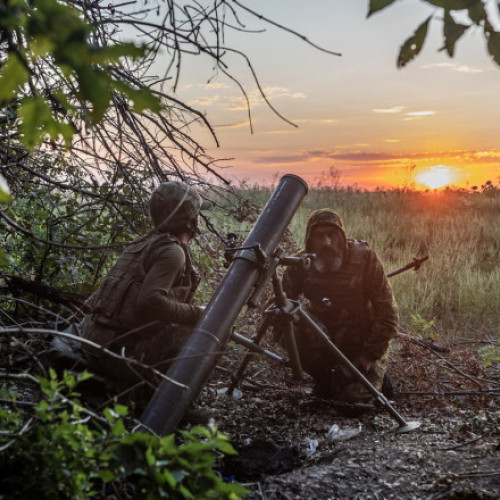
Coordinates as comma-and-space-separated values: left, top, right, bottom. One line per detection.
301, 240, 372, 355
86, 232, 195, 332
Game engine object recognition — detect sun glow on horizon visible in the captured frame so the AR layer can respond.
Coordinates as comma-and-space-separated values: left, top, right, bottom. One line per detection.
415, 165, 457, 189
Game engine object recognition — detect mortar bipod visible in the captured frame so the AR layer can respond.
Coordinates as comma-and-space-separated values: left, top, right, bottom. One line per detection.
227, 250, 420, 433
228, 247, 310, 395
228, 300, 303, 396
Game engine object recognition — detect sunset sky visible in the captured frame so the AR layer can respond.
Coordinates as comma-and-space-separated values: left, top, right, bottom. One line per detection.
169, 1, 500, 190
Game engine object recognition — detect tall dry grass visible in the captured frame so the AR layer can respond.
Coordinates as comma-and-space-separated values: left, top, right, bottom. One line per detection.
286, 188, 500, 339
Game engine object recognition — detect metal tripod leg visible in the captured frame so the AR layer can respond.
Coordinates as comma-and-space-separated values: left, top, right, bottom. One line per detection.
297, 308, 420, 433
282, 317, 303, 380
227, 315, 274, 396
228, 308, 303, 396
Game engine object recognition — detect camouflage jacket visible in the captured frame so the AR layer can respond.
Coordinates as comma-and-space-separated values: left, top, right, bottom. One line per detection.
283, 239, 398, 361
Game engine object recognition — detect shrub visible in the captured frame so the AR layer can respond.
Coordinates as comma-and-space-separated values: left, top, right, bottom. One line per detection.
0, 370, 247, 499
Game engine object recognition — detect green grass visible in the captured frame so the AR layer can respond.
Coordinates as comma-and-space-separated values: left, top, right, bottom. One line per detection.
216, 186, 499, 340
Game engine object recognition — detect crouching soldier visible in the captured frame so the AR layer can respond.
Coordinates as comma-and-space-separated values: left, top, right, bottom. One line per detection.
280, 208, 399, 404
52, 181, 210, 411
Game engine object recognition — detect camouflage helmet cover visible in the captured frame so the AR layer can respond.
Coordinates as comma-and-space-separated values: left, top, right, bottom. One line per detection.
305, 208, 346, 252
149, 181, 211, 232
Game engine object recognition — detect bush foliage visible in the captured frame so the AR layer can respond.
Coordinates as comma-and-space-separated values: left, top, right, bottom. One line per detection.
0, 370, 247, 499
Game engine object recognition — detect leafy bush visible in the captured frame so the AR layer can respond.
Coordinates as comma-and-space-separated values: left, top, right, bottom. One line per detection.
0, 370, 247, 499
410, 314, 439, 341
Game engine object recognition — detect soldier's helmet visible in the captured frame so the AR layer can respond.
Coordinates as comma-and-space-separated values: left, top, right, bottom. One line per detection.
149, 181, 211, 233
305, 208, 346, 252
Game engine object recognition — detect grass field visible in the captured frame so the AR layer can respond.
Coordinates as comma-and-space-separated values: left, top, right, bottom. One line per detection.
225, 185, 500, 341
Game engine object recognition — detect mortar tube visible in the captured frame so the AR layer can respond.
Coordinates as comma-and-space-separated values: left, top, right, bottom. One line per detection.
139, 174, 308, 436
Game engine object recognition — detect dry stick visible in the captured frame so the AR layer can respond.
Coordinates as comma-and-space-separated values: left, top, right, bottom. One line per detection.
113, 65, 220, 148
0, 295, 84, 325
94, 378, 156, 412
0, 211, 129, 251
398, 332, 495, 389
102, 9, 308, 137
139, 110, 229, 183
93, 124, 147, 207
4, 332, 165, 417
12, 337, 47, 376
400, 390, 500, 396
231, 0, 342, 57
0, 372, 118, 427
0, 418, 34, 453
438, 434, 491, 451
0, 397, 36, 408
115, 101, 182, 181
397, 332, 449, 353
2, 276, 86, 310
16, 162, 121, 201
436, 470, 500, 478
0, 327, 187, 390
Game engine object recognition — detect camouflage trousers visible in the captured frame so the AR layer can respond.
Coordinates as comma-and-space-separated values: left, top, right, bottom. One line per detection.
290, 321, 391, 403
81, 317, 192, 398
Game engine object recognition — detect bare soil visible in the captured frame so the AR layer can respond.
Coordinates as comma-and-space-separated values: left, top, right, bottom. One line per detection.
192, 333, 500, 500
3, 317, 498, 499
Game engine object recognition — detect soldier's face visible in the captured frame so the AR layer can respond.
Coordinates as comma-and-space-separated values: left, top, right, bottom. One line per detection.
310, 224, 345, 273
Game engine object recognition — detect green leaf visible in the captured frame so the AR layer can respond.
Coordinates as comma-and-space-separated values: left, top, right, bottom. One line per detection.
441, 9, 469, 56
113, 404, 129, 416
0, 249, 10, 266
422, 0, 481, 9
31, 35, 56, 58
161, 469, 178, 488
77, 68, 112, 123
47, 119, 75, 147
130, 88, 162, 113
367, 0, 397, 17
98, 469, 116, 482
179, 484, 194, 499
0, 55, 30, 102
397, 16, 431, 68
113, 80, 162, 113
186, 425, 212, 439
159, 433, 176, 454
0, 174, 13, 204
18, 96, 52, 150
145, 446, 156, 466
468, 1, 487, 24
214, 439, 237, 455
486, 29, 500, 65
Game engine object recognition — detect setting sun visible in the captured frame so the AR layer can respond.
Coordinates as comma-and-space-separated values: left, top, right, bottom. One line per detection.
415, 165, 457, 189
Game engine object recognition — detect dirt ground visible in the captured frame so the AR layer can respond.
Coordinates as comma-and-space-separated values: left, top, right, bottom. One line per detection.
191, 333, 500, 500
2, 319, 498, 499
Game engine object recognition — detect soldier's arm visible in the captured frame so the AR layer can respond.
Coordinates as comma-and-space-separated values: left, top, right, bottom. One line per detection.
137, 244, 203, 325
362, 249, 399, 360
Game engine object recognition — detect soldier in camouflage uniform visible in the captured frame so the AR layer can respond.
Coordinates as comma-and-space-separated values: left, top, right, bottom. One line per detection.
80, 181, 210, 399
282, 208, 398, 403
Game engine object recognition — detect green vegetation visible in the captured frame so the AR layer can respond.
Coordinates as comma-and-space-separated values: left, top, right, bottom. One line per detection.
0, 369, 247, 499
369, 0, 500, 67
0, 0, 160, 151
2, 182, 497, 497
